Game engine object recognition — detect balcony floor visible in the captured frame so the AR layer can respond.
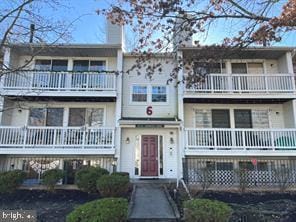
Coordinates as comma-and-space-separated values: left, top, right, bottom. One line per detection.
0, 148, 116, 155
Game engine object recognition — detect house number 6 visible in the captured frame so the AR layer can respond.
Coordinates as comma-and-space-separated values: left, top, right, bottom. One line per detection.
146, 106, 153, 115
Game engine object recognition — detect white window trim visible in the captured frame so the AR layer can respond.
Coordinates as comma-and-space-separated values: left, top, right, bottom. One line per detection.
130, 84, 149, 104
72, 59, 108, 72
130, 84, 169, 105
28, 107, 64, 126
230, 61, 265, 74
151, 85, 169, 105
33, 57, 109, 72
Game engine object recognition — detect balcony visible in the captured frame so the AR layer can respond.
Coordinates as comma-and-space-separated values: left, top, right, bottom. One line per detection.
1, 71, 117, 97
185, 128, 296, 156
0, 126, 115, 154
184, 74, 296, 99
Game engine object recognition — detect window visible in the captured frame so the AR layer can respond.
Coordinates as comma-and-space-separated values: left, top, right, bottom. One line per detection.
132, 86, 147, 102
73, 60, 106, 71
194, 62, 226, 75
195, 109, 211, 128
68, 108, 104, 127
28, 108, 46, 126
28, 108, 63, 126
212, 109, 230, 128
90, 61, 105, 71
35, 59, 68, 71
72, 60, 106, 88
231, 63, 247, 74
152, 86, 167, 102
234, 109, 252, 128
34, 60, 67, 88
252, 110, 269, 128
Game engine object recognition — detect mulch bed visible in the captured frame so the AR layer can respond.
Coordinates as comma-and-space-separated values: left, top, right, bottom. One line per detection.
0, 189, 99, 222
169, 187, 296, 222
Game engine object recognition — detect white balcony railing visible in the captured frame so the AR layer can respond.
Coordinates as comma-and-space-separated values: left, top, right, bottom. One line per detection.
185, 74, 295, 93
3, 71, 116, 91
185, 128, 296, 151
0, 126, 115, 149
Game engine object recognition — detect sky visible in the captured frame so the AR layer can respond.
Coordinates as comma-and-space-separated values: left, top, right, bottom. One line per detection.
6, 0, 295, 47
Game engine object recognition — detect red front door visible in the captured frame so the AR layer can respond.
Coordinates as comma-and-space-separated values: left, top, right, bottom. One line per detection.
141, 135, 158, 176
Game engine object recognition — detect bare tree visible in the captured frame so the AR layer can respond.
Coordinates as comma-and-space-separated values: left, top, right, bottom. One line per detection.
98, 0, 296, 82
0, 0, 76, 113
0, 0, 74, 71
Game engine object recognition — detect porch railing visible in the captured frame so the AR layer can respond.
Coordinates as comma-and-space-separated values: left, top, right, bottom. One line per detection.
185, 74, 295, 93
3, 71, 116, 91
185, 128, 296, 151
0, 126, 115, 149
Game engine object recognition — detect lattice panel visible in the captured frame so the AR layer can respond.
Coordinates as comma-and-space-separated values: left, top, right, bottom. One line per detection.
184, 157, 296, 188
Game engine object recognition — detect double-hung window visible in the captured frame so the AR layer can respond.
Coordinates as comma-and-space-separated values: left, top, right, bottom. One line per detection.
152, 86, 167, 102
132, 86, 147, 102
132, 85, 167, 103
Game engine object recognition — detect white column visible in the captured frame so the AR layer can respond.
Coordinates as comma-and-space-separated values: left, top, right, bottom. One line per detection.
292, 100, 296, 128
63, 107, 69, 127
66, 58, 73, 88
286, 52, 294, 74
177, 50, 184, 183
0, 47, 11, 125
115, 49, 123, 171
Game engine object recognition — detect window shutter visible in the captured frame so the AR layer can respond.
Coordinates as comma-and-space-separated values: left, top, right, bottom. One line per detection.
195, 109, 211, 128
252, 110, 269, 128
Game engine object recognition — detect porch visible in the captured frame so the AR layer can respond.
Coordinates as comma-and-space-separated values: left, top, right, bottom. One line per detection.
0, 126, 115, 154
184, 74, 296, 99
185, 128, 296, 155
1, 70, 117, 97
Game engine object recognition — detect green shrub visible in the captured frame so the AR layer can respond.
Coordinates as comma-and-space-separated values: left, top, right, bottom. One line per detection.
42, 169, 64, 192
66, 198, 128, 222
97, 174, 130, 197
0, 170, 26, 193
183, 199, 232, 222
75, 166, 109, 193
112, 172, 130, 178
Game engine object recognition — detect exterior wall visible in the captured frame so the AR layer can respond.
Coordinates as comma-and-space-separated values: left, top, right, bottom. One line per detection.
278, 52, 292, 73
1, 100, 116, 127
184, 103, 286, 128
120, 128, 178, 179
122, 57, 177, 118
283, 100, 296, 128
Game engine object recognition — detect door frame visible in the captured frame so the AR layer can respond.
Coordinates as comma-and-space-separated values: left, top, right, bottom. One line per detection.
138, 134, 164, 178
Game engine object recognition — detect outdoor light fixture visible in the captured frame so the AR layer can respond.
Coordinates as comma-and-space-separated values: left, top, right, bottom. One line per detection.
170, 137, 174, 144
126, 137, 130, 144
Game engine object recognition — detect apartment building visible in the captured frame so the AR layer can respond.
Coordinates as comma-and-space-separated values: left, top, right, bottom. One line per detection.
0, 23, 296, 188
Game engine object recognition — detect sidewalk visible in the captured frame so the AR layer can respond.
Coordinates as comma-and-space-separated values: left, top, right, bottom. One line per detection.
129, 184, 179, 222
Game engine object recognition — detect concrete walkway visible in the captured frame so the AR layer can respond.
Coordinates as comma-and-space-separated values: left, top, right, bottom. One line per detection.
129, 184, 179, 221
